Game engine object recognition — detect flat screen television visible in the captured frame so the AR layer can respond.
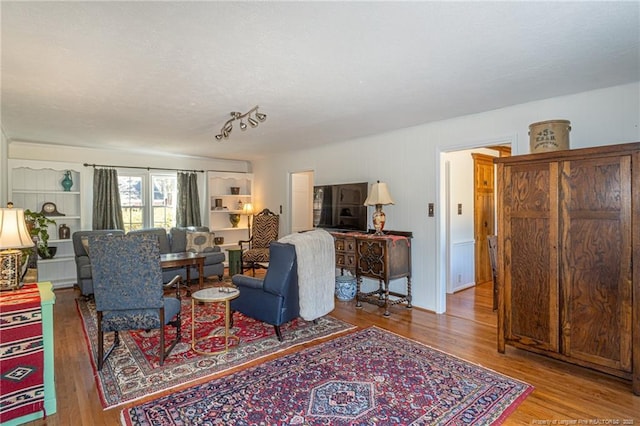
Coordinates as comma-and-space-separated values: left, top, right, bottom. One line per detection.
313, 182, 368, 232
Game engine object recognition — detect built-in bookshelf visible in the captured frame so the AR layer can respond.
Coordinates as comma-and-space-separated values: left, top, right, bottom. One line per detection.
9, 160, 86, 288
207, 171, 253, 263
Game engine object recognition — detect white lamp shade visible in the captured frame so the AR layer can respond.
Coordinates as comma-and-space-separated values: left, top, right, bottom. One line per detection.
0, 208, 35, 250
242, 203, 254, 215
364, 182, 395, 206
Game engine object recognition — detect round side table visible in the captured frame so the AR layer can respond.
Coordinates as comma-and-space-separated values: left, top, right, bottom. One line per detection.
191, 287, 240, 355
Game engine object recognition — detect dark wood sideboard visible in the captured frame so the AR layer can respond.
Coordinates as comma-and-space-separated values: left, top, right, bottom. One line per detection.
331, 231, 412, 316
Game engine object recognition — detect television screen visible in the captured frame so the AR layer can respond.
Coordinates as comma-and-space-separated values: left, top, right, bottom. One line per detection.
313, 182, 368, 232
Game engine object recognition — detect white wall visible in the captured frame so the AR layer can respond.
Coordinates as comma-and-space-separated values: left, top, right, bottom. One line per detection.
252, 82, 640, 313
0, 129, 7, 205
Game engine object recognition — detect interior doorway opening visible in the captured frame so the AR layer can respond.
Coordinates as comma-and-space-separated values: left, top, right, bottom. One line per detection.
289, 170, 314, 235
438, 140, 510, 322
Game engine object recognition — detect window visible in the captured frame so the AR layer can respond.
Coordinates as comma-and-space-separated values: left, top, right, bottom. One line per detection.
118, 172, 177, 232
151, 175, 177, 229
119, 174, 144, 232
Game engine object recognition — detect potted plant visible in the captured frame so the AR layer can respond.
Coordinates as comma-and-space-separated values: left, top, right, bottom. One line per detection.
24, 209, 57, 259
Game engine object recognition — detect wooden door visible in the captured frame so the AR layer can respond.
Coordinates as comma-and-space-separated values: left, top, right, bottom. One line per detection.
473, 154, 495, 285
502, 161, 560, 353
560, 155, 632, 372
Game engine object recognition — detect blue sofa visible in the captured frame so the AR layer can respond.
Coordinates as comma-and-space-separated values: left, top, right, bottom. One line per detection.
73, 226, 225, 296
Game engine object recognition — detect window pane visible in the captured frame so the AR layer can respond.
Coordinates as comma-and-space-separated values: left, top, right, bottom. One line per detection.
119, 175, 144, 232
122, 207, 144, 233
151, 175, 177, 230
119, 176, 143, 207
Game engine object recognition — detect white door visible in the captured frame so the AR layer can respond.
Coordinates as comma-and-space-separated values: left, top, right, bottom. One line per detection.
291, 171, 313, 233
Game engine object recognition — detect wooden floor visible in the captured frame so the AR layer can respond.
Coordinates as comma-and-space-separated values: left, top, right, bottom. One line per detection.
23, 278, 639, 425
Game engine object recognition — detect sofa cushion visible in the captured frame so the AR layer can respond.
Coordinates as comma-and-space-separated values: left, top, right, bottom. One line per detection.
169, 226, 209, 253
186, 231, 216, 253
127, 228, 171, 254
199, 250, 226, 265
73, 229, 125, 257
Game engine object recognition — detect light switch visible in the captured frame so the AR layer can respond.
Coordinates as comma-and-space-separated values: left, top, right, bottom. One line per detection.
428, 203, 434, 217
458, 203, 462, 215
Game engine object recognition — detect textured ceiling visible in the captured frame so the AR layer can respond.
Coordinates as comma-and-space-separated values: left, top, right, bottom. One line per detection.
2, 1, 639, 161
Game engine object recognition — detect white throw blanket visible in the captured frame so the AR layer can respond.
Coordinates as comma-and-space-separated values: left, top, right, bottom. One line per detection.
279, 229, 336, 321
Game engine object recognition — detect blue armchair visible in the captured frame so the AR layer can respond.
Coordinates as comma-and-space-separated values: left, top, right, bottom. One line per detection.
230, 241, 299, 341
88, 233, 182, 370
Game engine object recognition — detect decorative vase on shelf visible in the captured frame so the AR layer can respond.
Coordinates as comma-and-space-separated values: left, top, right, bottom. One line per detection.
59, 224, 70, 239
228, 213, 241, 228
61, 170, 73, 191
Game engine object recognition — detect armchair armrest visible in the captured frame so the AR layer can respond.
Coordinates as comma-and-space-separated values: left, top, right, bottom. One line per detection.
231, 274, 264, 290
238, 238, 252, 250
164, 274, 182, 299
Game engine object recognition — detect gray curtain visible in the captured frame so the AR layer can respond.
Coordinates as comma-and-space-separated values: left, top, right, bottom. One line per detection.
92, 168, 124, 230
176, 172, 201, 227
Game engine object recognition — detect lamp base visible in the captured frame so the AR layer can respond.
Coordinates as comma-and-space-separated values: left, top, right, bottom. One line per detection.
0, 249, 24, 291
372, 204, 386, 236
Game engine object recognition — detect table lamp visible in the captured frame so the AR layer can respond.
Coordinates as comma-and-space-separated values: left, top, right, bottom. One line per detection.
0, 204, 35, 290
243, 202, 254, 238
363, 181, 395, 235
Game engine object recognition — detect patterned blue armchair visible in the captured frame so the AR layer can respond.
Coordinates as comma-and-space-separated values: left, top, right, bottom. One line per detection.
89, 234, 182, 370
230, 241, 299, 341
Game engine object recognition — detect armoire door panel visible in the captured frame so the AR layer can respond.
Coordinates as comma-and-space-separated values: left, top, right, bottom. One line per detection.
560, 156, 632, 372
509, 166, 551, 213
508, 218, 556, 348
504, 162, 559, 351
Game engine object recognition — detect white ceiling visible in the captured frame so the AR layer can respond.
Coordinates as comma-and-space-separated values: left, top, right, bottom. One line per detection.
2, 1, 639, 161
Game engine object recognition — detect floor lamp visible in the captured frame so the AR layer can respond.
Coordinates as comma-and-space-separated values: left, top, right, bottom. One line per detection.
0, 204, 35, 291
243, 203, 254, 239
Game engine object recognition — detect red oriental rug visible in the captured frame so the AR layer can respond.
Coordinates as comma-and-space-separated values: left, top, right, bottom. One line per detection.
0, 283, 45, 423
76, 296, 355, 409
121, 326, 533, 426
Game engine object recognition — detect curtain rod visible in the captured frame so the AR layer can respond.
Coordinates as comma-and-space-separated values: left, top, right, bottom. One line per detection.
83, 163, 204, 173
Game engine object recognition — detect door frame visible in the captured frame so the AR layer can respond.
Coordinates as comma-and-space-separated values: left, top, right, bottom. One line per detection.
288, 169, 315, 235
436, 136, 513, 314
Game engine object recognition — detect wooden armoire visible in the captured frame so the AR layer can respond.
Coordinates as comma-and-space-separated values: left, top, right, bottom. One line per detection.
494, 142, 639, 395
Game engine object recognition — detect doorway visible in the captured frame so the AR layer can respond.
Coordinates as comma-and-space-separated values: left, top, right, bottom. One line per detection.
290, 170, 314, 234
472, 153, 495, 287
438, 140, 510, 320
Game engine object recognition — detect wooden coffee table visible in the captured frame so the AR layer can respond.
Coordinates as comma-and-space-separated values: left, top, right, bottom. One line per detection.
160, 252, 205, 294
191, 287, 240, 355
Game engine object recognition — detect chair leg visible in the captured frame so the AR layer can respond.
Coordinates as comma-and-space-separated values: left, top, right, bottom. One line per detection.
161, 309, 182, 365
97, 311, 104, 371
274, 325, 283, 342
159, 309, 166, 365
97, 311, 120, 371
